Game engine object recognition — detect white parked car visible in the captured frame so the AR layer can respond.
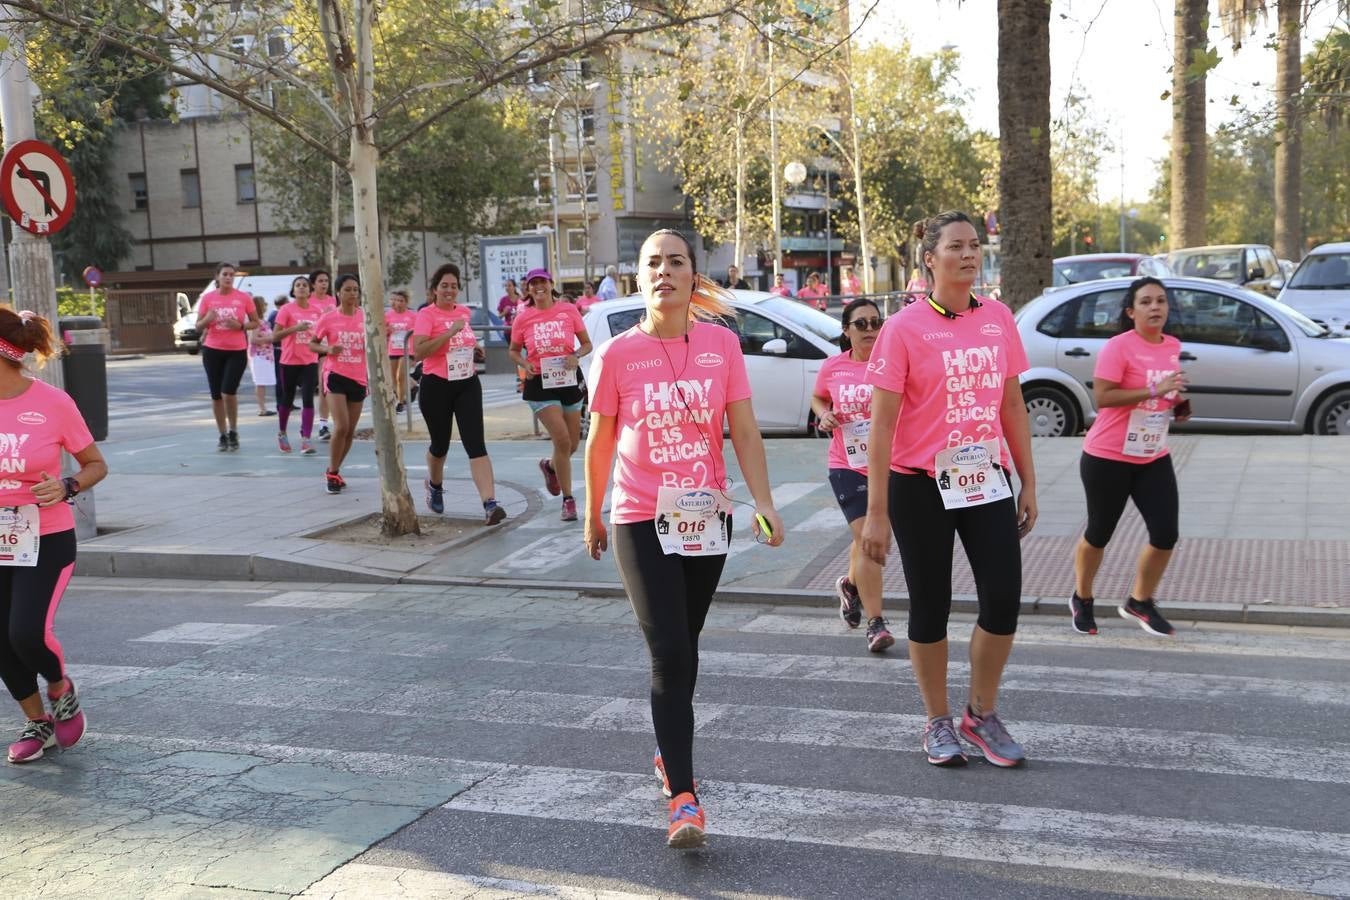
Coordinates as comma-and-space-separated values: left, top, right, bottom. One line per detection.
1276, 241, 1350, 337
580, 291, 843, 433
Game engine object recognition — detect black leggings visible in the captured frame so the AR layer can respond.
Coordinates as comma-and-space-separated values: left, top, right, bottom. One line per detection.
613, 520, 729, 799
201, 347, 247, 399
0, 529, 77, 701
889, 472, 1022, 643
1080, 452, 1179, 551
278, 362, 318, 411
418, 374, 487, 459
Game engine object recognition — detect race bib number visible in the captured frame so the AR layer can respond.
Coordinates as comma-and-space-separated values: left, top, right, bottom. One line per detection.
1123, 408, 1169, 458
446, 346, 474, 381
388, 327, 410, 356
0, 505, 40, 566
540, 355, 572, 389
654, 486, 731, 557
842, 418, 871, 470
933, 440, 1012, 510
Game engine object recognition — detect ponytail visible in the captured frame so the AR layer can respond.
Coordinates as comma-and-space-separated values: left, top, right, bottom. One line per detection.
690, 274, 736, 321
0, 307, 61, 368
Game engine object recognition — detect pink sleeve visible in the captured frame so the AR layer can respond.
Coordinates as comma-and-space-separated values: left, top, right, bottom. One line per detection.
509, 307, 531, 346
1093, 334, 1127, 384
865, 319, 908, 394
569, 305, 588, 335
724, 330, 751, 403
60, 393, 95, 454
1001, 306, 1029, 377
813, 356, 833, 398
588, 341, 619, 416
413, 307, 433, 337
274, 305, 292, 328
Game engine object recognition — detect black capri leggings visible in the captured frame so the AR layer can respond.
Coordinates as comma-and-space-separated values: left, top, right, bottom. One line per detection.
418, 374, 487, 459
1080, 452, 1179, 551
0, 529, 77, 701
889, 472, 1022, 643
201, 347, 248, 399
278, 362, 319, 410
613, 519, 729, 800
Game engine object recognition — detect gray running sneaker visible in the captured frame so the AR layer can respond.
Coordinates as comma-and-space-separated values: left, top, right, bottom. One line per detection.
922, 715, 967, 767
960, 707, 1026, 767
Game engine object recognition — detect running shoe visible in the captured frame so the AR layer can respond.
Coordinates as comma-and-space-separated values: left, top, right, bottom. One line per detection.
395, 401, 406, 413
1119, 597, 1175, 637
835, 575, 862, 628
425, 479, 445, 514
666, 791, 707, 849
922, 715, 968, 767
539, 458, 560, 496
1070, 593, 1098, 635
300, 439, 316, 455
277, 433, 292, 454
561, 497, 578, 521
227, 430, 240, 451
865, 616, 895, 652
217, 433, 229, 452
7, 716, 56, 764
653, 749, 698, 799
325, 471, 342, 494
333, 472, 347, 489
483, 500, 506, 526
960, 707, 1026, 767
50, 680, 85, 750
259, 409, 276, 417
319, 424, 332, 441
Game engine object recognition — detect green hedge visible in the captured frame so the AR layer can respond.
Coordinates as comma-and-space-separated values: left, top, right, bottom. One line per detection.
57, 286, 104, 319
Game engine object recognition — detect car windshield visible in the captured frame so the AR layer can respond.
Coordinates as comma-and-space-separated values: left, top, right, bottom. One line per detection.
754, 296, 843, 345
1288, 252, 1350, 290
1265, 295, 1331, 337
1054, 260, 1136, 285
1170, 249, 1244, 283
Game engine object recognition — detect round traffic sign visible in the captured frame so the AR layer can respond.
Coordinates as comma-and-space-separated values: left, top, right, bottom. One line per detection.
0, 140, 76, 236
82, 266, 103, 287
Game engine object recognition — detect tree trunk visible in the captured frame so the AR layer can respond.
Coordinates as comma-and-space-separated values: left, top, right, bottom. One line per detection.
1273, 0, 1302, 260
1170, 0, 1208, 250
329, 158, 341, 276
996, 0, 1053, 308
734, 115, 745, 271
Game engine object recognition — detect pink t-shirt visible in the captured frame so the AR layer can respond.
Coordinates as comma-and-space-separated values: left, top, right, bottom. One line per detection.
865, 297, 1028, 477
312, 294, 337, 314
770, 286, 792, 297
1083, 330, 1183, 463
814, 351, 874, 474
842, 277, 862, 297
274, 302, 322, 366
413, 303, 476, 380
588, 321, 752, 525
312, 308, 368, 386
196, 289, 254, 351
512, 302, 587, 368
0, 379, 95, 535
385, 309, 417, 357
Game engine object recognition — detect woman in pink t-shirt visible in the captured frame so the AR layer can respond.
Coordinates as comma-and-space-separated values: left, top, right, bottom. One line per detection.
769, 273, 791, 297
861, 211, 1037, 770
0, 308, 108, 764
584, 229, 785, 850
1071, 277, 1190, 639
796, 272, 829, 311
810, 298, 894, 653
195, 262, 259, 451
308, 274, 368, 496
272, 275, 323, 455
510, 268, 593, 522
309, 269, 336, 440
384, 290, 417, 413
496, 279, 521, 344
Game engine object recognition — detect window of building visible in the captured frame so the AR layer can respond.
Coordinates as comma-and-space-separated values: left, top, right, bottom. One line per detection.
565, 166, 598, 203
566, 228, 587, 255
579, 56, 594, 79
230, 35, 249, 54
267, 28, 287, 58
181, 169, 201, 209
580, 107, 595, 143
534, 170, 552, 205
235, 164, 256, 204
128, 172, 148, 210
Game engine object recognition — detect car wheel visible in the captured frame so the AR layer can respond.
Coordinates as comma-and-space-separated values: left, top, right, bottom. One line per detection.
1023, 385, 1080, 437
1311, 387, 1350, 435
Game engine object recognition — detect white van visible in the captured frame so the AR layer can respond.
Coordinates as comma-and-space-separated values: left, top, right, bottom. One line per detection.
173, 274, 305, 354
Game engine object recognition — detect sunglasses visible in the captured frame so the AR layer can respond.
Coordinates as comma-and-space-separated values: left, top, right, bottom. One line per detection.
847, 316, 884, 331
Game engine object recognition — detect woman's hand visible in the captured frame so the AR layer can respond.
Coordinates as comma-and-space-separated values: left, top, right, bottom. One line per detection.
584, 515, 608, 560
1155, 370, 1187, 397
564, 353, 580, 372
32, 471, 66, 508
752, 505, 785, 547
1016, 485, 1038, 538
521, 359, 537, 377
815, 409, 838, 433
861, 513, 890, 565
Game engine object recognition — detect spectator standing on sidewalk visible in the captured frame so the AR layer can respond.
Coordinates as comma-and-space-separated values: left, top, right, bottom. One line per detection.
596, 265, 620, 300
248, 296, 277, 417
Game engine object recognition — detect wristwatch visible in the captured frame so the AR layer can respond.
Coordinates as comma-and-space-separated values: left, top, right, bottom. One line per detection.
62, 476, 80, 501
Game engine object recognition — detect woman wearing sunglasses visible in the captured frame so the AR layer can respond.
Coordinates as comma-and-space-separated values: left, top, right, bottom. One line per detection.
811, 298, 894, 653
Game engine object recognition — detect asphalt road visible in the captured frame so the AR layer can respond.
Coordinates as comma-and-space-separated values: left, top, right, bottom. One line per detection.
2, 577, 1346, 897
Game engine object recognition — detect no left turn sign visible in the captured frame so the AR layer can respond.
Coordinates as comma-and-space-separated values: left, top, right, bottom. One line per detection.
0, 139, 76, 236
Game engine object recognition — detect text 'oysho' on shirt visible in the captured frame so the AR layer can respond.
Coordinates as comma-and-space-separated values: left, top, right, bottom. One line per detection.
865, 297, 1028, 477
413, 304, 476, 380
0, 379, 95, 534
1083, 329, 1183, 463
813, 351, 874, 474
274, 302, 323, 366
313, 308, 368, 386
196, 289, 254, 352
587, 321, 751, 524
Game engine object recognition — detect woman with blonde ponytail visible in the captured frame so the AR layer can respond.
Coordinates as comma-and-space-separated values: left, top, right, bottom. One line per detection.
583, 229, 784, 849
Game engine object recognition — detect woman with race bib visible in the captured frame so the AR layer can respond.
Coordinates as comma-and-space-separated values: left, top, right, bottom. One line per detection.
1070, 276, 1189, 638
308, 274, 368, 495
414, 263, 506, 526
861, 211, 1037, 769
584, 229, 785, 849
0, 308, 108, 763
811, 297, 894, 652
272, 275, 323, 455
384, 290, 416, 413
510, 268, 592, 522
309, 269, 337, 441
195, 262, 259, 452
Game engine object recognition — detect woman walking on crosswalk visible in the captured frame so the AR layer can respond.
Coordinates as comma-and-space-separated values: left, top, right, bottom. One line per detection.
308, 274, 368, 495
584, 229, 785, 849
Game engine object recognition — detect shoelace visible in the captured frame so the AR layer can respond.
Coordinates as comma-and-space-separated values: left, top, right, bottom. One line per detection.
975, 712, 1013, 745
18, 719, 52, 742
928, 717, 960, 748
51, 690, 78, 720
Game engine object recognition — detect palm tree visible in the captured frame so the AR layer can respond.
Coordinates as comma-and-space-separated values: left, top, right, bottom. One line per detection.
1171, 0, 1209, 251
996, 0, 1052, 308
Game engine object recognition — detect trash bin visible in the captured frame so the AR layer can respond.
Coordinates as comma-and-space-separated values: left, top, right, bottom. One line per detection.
59, 316, 109, 441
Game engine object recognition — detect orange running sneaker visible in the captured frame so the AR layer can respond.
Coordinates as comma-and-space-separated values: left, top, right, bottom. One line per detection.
666, 791, 706, 849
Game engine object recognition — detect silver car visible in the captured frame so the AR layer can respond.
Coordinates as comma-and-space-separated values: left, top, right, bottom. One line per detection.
1276, 241, 1350, 337
1015, 276, 1350, 436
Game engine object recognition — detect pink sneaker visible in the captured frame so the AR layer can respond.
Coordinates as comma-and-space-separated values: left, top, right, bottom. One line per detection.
561, 497, 578, 521
8, 716, 56, 764
278, 433, 292, 453
539, 458, 561, 496
50, 680, 86, 750
301, 439, 316, 455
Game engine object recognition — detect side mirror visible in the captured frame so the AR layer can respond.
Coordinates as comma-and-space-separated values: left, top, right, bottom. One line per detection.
1270, 278, 1285, 291
761, 338, 788, 355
